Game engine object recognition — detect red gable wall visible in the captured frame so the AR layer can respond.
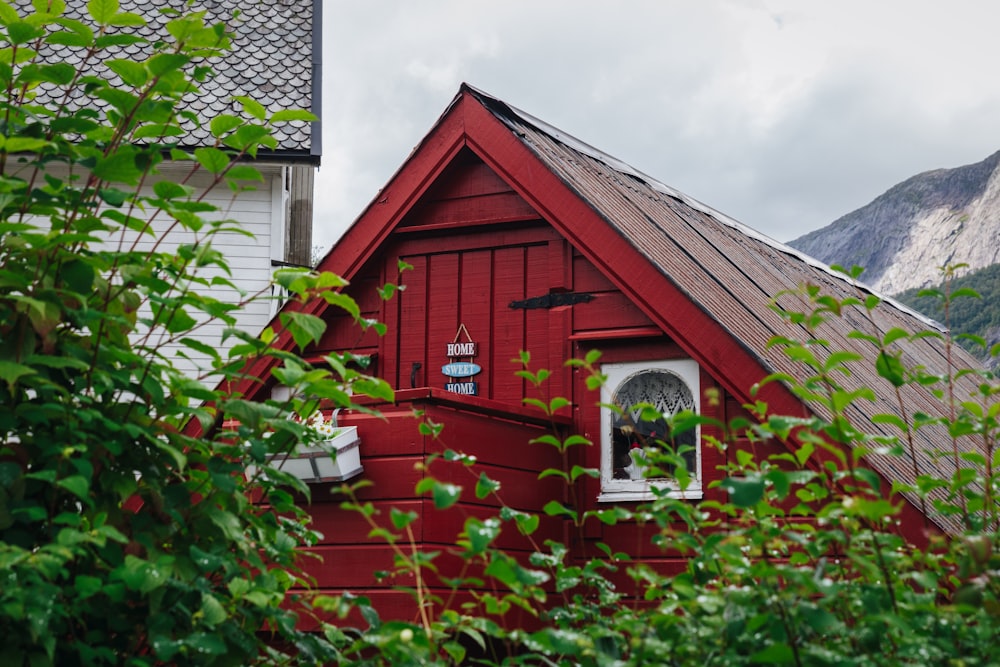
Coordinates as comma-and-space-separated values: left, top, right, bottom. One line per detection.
249, 91, 936, 621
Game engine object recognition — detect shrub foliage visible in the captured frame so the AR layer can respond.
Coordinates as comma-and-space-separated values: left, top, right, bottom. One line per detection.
0, 3, 391, 664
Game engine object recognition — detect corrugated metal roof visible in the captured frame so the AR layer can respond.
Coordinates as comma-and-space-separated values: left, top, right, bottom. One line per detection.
16, 0, 318, 159
465, 85, 988, 534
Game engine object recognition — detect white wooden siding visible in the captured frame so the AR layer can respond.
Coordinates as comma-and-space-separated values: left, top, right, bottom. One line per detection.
72, 161, 291, 379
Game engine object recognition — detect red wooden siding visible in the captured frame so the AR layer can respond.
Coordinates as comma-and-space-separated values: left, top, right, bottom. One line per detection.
402, 149, 539, 231
295, 393, 568, 621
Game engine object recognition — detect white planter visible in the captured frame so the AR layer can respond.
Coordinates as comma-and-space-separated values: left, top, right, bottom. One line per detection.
272, 426, 363, 483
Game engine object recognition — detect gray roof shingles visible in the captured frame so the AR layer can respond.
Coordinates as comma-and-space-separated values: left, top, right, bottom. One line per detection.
18, 0, 319, 159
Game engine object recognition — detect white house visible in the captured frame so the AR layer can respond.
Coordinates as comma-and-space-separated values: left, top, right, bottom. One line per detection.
27, 0, 322, 377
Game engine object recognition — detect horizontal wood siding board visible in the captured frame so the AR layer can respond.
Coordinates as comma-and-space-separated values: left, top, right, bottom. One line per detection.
339, 409, 426, 456
307, 499, 423, 546
419, 499, 564, 549
351, 457, 425, 501
421, 404, 562, 469
303, 544, 400, 588
403, 192, 539, 230
428, 459, 564, 511
395, 224, 559, 256
571, 292, 656, 332
422, 150, 516, 199
572, 252, 618, 292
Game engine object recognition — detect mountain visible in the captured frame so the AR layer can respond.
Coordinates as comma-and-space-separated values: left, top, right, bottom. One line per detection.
895, 262, 1000, 357
788, 151, 1000, 295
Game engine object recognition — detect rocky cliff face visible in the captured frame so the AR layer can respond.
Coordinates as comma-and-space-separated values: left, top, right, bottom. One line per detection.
789, 151, 1000, 294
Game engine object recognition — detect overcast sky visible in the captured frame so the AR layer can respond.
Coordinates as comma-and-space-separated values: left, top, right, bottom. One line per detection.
314, 0, 1000, 251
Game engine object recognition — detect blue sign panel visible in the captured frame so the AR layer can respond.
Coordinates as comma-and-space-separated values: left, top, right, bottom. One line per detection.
441, 362, 482, 378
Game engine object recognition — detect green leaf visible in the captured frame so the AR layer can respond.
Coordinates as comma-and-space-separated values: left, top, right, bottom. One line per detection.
38, 62, 76, 85
463, 517, 500, 555
184, 632, 227, 656
193, 146, 230, 174
108, 11, 144, 27
475, 472, 501, 499
1, 136, 50, 153
152, 180, 191, 200
279, 311, 326, 350
542, 500, 578, 522
0, 360, 36, 390
389, 508, 417, 530
87, 0, 118, 25
92, 148, 141, 185
882, 327, 910, 345
269, 109, 317, 123
74, 575, 104, 599
224, 164, 263, 182
514, 513, 539, 535
162, 305, 197, 334
209, 114, 243, 137
199, 594, 228, 627
234, 95, 266, 120
876, 351, 906, 387
750, 643, 795, 664
722, 476, 765, 508
94, 33, 145, 49
7, 20, 42, 45
48, 17, 95, 47
106, 58, 148, 87
765, 469, 790, 500
431, 482, 462, 510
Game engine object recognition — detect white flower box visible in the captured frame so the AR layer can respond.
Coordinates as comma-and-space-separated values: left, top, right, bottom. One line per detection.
271, 426, 363, 484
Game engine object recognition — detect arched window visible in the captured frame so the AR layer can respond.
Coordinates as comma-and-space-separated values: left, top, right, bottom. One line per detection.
599, 359, 701, 501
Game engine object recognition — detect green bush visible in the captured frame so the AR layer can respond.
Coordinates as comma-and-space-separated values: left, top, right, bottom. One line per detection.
0, 3, 392, 664
322, 281, 999, 666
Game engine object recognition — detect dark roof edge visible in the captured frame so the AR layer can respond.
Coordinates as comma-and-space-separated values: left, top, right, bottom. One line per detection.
310, 0, 322, 160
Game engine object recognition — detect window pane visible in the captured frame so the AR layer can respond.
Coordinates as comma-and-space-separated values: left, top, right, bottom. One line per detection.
611, 370, 695, 480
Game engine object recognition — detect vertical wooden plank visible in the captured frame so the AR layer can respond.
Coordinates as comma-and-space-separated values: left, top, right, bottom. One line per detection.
427, 253, 460, 392
396, 254, 428, 389
524, 244, 550, 406
457, 248, 493, 399
492, 247, 527, 401
547, 239, 573, 400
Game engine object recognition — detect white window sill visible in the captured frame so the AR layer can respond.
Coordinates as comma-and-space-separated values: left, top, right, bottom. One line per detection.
597, 486, 703, 503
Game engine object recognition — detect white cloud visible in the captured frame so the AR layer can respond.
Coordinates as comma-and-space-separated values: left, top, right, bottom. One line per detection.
315, 0, 1000, 248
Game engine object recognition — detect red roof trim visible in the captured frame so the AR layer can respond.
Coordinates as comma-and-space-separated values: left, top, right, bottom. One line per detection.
458, 98, 807, 420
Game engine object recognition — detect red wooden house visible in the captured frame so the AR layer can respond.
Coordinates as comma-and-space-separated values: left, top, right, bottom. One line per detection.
232, 84, 983, 619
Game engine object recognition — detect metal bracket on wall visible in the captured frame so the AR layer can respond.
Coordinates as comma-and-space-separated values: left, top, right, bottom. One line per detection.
509, 292, 593, 310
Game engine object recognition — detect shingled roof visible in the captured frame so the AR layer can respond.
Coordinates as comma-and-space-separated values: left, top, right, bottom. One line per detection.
459, 85, 988, 532
20, 0, 320, 161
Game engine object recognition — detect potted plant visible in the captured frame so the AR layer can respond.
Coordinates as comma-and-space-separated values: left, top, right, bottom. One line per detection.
272, 412, 363, 483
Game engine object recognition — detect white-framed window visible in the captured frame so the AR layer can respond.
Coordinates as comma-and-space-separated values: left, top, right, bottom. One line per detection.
598, 359, 702, 501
